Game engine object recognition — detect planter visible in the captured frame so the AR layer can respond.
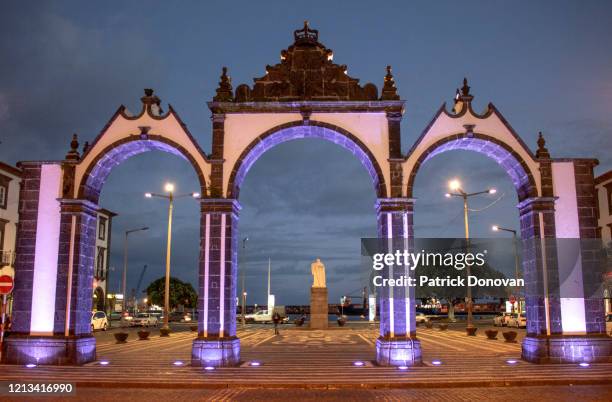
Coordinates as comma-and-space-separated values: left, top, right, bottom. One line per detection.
159, 327, 171, 337
502, 331, 518, 343
190, 325, 198, 332
137, 330, 150, 340
294, 318, 305, 327
337, 318, 347, 327
425, 321, 434, 329
114, 332, 129, 344
438, 324, 448, 331
466, 327, 478, 336
485, 329, 498, 340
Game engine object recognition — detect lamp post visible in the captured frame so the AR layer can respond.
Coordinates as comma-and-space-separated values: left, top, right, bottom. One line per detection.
145, 183, 200, 332
241, 237, 249, 326
492, 225, 521, 313
445, 179, 496, 330
122, 227, 149, 312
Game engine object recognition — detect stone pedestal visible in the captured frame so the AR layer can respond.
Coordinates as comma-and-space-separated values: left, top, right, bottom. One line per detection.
1, 335, 96, 365
191, 337, 240, 367
522, 335, 612, 363
310, 287, 328, 329
376, 337, 422, 366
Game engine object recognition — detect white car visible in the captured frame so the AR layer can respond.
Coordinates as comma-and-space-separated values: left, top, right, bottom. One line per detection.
415, 313, 429, 324
507, 313, 526, 328
493, 313, 513, 327
131, 313, 159, 327
91, 311, 108, 331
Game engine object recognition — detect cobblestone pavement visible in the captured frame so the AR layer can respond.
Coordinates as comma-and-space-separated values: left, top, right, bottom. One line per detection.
3, 385, 612, 401
0, 325, 610, 390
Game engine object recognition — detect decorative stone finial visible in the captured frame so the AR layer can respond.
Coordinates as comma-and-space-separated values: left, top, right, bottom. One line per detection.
461, 77, 471, 97
535, 131, 550, 158
82, 141, 90, 154
140, 88, 163, 115
294, 20, 319, 44
65, 133, 80, 160
380, 65, 400, 100
213, 66, 233, 102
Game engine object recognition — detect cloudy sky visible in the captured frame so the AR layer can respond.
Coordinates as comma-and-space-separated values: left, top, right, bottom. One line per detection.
1, 1, 611, 305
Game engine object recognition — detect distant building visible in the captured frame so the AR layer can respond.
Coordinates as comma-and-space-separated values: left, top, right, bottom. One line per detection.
92, 208, 117, 313
0, 161, 21, 318
596, 170, 612, 244
596, 170, 612, 315
0, 161, 21, 273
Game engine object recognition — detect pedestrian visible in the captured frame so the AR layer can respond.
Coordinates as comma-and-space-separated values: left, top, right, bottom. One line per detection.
273, 312, 281, 335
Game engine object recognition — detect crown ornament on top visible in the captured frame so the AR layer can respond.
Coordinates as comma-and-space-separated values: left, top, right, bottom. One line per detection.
294, 20, 319, 44
223, 22, 398, 102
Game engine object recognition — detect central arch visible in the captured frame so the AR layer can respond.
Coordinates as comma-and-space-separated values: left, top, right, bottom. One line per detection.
227, 121, 388, 199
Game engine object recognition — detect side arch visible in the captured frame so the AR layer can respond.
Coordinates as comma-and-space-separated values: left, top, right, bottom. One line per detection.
77, 134, 208, 203
226, 121, 388, 199
406, 132, 538, 201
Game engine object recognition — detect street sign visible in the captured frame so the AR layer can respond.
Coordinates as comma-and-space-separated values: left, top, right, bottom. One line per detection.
509, 295, 516, 304
0, 275, 13, 295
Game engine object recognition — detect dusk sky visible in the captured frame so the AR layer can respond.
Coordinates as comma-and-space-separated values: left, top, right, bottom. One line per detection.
1, 1, 611, 305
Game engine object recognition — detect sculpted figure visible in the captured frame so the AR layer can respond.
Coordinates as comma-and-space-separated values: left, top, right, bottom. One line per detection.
311, 258, 326, 288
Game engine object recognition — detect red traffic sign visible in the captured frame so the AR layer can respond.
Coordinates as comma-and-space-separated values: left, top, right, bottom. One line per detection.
509, 295, 516, 304
0, 275, 13, 295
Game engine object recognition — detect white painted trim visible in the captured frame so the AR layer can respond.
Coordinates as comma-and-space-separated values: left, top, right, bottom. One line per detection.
552, 161, 586, 334
30, 164, 61, 335
219, 213, 226, 337
203, 214, 210, 337
387, 212, 394, 338
403, 212, 410, 336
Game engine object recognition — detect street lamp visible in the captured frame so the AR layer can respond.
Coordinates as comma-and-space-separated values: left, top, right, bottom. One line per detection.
241, 237, 249, 326
144, 183, 200, 332
122, 227, 149, 312
445, 179, 496, 330
492, 225, 521, 313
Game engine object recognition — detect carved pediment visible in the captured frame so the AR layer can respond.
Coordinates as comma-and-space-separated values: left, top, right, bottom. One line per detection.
225, 22, 385, 102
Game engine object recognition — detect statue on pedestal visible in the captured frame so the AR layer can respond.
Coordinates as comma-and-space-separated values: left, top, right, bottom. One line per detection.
311, 258, 326, 288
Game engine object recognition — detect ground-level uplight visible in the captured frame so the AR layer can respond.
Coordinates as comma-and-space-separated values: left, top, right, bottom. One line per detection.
506, 359, 518, 365
579, 362, 590, 367
25, 363, 37, 368
353, 361, 365, 366
397, 365, 409, 371
173, 361, 184, 366
431, 360, 442, 366
249, 361, 261, 367
204, 366, 215, 371
99, 360, 110, 366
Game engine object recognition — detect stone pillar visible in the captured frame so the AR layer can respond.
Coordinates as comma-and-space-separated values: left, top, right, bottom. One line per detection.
309, 287, 328, 329
192, 198, 240, 367
375, 198, 421, 366
3, 163, 97, 365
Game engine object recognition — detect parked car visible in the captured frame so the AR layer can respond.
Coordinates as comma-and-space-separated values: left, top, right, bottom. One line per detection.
415, 312, 429, 324
109, 311, 122, 321
91, 311, 108, 331
493, 312, 513, 327
169, 311, 190, 322
120, 311, 134, 325
131, 313, 159, 327
507, 313, 526, 328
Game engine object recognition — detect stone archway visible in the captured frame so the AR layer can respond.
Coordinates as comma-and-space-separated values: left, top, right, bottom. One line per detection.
227, 121, 388, 199
3, 23, 609, 368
